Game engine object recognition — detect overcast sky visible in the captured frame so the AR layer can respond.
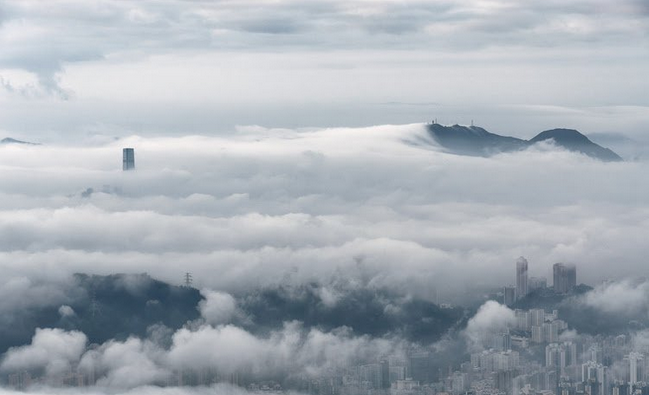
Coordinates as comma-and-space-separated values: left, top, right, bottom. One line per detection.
0, 0, 648, 140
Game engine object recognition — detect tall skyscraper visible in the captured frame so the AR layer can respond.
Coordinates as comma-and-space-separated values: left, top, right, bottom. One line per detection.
123, 148, 135, 171
516, 257, 528, 300
553, 263, 576, 294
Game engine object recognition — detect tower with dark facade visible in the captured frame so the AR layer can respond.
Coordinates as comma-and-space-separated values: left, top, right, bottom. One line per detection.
516, 257, 528, 300
123, 148, 135, 171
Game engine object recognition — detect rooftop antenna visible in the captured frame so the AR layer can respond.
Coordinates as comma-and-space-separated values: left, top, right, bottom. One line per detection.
184, 272, 193, 288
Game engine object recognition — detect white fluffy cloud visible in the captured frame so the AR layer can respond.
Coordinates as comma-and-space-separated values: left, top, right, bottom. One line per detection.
80, 338, 168, 388
0, 328, 87, 377
464, 301, 516, 351
198, 291, 238, 326
58, 305, 75, 318
0, 321, 402, 389
580, 279, 649, 317
167, 322, 400, 379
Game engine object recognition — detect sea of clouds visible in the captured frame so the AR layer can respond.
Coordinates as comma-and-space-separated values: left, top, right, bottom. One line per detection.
0, 122, 648, 392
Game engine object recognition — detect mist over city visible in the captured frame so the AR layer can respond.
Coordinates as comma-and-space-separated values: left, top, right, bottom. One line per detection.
0, 1, 648, 395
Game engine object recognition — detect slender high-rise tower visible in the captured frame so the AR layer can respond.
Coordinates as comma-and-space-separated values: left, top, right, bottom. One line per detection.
123, 148, 135, 171
516, 256, 528, 300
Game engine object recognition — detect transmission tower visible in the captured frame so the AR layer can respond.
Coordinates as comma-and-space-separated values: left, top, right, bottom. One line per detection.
184, 272, 193, 288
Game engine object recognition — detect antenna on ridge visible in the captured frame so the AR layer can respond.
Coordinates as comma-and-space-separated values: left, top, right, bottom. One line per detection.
184, 272, 193, 288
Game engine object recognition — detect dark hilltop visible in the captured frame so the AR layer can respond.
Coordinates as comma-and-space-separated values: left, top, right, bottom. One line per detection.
427, 123, 622, 161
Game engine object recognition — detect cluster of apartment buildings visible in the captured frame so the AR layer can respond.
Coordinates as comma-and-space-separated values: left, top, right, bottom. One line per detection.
504, 258, 577, 306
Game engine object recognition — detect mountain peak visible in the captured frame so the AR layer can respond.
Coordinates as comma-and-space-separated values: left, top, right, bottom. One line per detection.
530, 128, 590, 144
529, 128, 622, 161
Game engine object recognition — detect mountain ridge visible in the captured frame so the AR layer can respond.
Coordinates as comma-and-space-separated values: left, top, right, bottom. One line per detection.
427, 124, 622, 161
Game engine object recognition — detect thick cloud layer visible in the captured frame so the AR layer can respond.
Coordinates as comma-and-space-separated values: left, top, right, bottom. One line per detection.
1, 321, 403, 388
0, 123, 646, 391
1, 0, 646, 93
0, 124, 646, 300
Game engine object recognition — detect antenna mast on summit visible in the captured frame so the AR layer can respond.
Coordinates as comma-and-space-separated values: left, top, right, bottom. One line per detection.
184, 272, 193, 288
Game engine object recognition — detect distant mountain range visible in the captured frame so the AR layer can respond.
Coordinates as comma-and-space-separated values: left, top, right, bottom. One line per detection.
427, 124, 622, 161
